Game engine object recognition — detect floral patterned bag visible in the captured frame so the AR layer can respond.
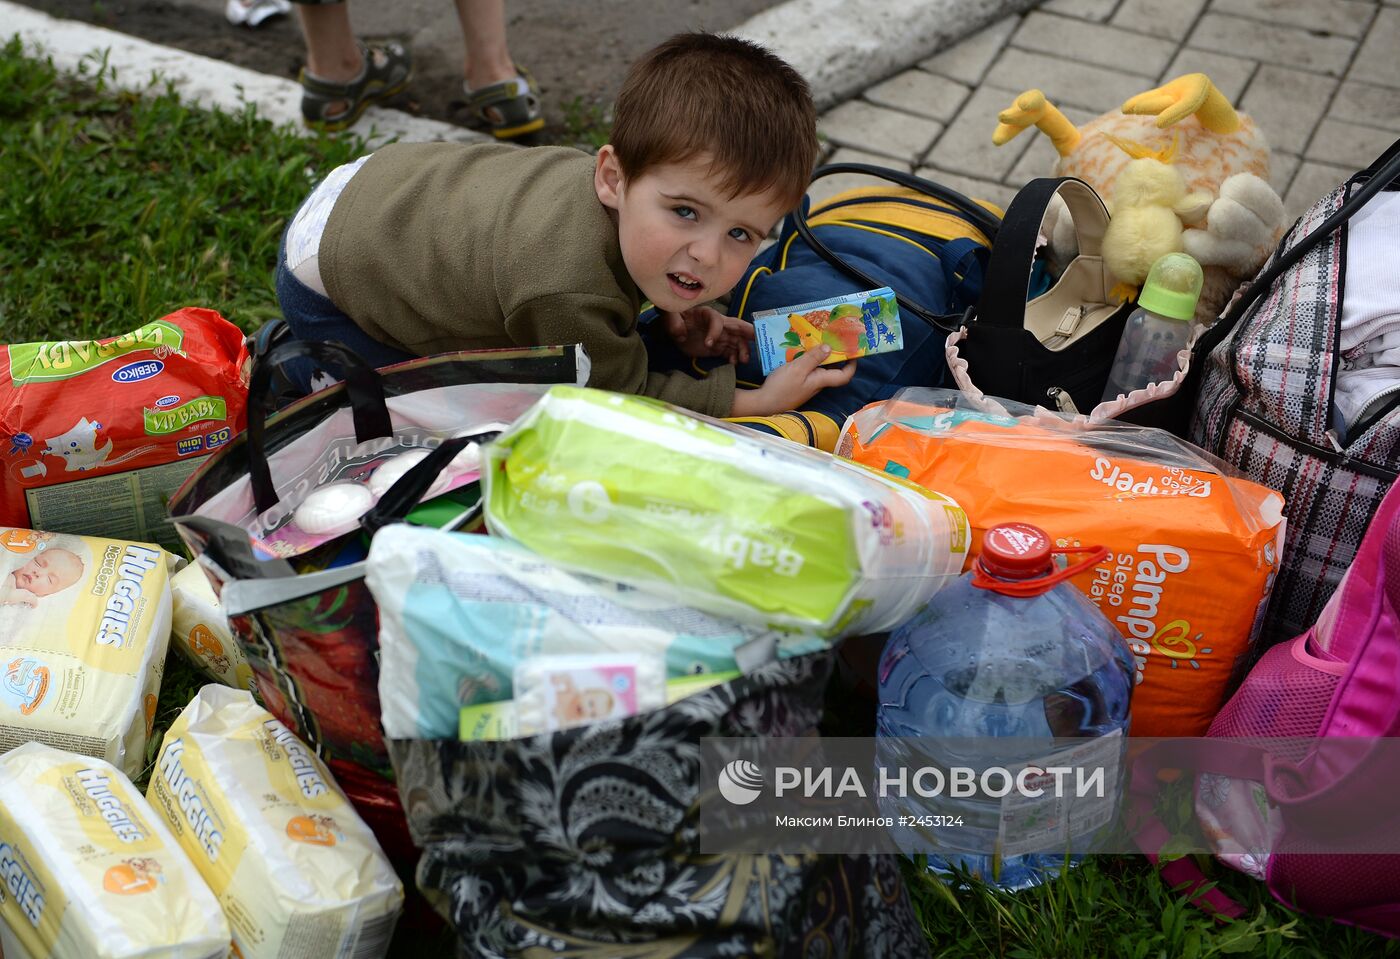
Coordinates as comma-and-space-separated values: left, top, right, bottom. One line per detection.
387, 652, 929, 958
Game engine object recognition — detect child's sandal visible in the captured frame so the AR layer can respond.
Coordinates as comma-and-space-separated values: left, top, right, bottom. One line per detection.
300, 40, 413, 132
464, 65, 544, 140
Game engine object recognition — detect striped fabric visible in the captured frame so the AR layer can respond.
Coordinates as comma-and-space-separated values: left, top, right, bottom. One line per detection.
1192, 180, 1400, 648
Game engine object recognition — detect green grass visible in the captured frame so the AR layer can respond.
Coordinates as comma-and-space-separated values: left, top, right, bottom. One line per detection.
5, 38, 1398, 959
0, 36, 364, 343
903, 855, 1399, 959
560, 94, 611, 152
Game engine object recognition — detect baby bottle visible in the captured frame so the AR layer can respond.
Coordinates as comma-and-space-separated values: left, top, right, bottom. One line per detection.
1101, 252, 1203, 402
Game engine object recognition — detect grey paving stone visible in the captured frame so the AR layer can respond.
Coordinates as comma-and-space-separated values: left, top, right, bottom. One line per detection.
1161, 48, 1257, 104
914, 166, 1020, 212
1305, 119, 1398, 170
1005, 102, 1099, 189
1350, 9, 1400, 88
818, 101, 944, 166
1209, 0, 1375, 38
1269, 152, 1301, 198
985, 48, 1151, 114
1112, 0, 1208, 40
925, 85, 1038, 181
1331, 80, 1400, 134
921, 17, 1018, 84
809, 148, 910, 208
1041, 0, 1121, 21
1284, 161, 1353, 223
1239, 65, 1339, 157
865, 69, 972, 124
1188, 12, 1357, 77
1010, 11, 1176, 78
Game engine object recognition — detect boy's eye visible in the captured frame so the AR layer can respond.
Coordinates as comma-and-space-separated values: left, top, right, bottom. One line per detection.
729, 227, 752, 242
673, 206, 697, 221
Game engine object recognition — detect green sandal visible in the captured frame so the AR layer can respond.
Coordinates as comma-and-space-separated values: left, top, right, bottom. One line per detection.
300, 40, 413, 132
464, 65, 544, 139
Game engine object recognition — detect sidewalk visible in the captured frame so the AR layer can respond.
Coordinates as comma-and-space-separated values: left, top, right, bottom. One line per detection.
812, 0, 1400, 224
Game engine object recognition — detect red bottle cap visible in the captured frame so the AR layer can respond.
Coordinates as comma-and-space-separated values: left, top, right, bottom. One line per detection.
978, 523, 1053, 580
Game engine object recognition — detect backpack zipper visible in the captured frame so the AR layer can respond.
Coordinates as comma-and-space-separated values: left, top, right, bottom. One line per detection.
1228, 404, 1400, 482
1345, 384, 1400, 443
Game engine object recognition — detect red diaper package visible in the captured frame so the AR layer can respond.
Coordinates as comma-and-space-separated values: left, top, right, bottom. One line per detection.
1, 307, 249, 550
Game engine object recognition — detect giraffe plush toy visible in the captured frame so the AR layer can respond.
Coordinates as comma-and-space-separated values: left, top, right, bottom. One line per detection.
993, 74, 1285, 324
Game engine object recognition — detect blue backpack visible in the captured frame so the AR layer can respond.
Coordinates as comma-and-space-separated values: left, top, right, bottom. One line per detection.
725, 164, 1003, 447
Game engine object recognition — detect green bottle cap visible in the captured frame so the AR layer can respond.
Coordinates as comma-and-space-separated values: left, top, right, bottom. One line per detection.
1136, 252, 1203, 322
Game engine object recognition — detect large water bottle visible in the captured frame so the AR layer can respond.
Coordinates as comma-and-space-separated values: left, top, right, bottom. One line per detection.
876, 522, 1134, 890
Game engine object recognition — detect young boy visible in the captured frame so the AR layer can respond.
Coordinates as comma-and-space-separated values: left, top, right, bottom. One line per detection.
275, 32, 855, 418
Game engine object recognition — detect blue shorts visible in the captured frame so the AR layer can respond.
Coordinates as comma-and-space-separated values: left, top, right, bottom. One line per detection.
274, 224, 416, 390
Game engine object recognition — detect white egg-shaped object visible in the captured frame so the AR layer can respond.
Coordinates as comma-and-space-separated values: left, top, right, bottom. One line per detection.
292, 482, 375, 536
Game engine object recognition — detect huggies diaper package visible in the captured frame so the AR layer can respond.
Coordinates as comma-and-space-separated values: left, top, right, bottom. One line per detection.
146, 685, 402, 959
169, 564, 255, 695
0, 308, 250, 552
0, 742, 230, 959
0, 527, 174, 778
481, 386, 969, 636
367, 525, 827, 741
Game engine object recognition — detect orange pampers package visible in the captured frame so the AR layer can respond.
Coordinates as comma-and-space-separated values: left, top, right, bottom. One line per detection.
838, 388, 1287, 736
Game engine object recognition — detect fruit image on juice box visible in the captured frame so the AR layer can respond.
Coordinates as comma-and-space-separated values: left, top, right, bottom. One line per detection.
752, 287, 903, 375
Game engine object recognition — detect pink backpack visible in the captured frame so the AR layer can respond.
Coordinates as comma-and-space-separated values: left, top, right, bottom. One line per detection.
1138, 478, 1400, 936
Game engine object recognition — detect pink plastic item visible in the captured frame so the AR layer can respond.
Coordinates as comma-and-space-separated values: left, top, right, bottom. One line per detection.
1144, 478, 1400, 937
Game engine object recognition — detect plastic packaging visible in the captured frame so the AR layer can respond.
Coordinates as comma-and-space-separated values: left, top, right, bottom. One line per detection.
0, 742, 230, 959
839, 388, 1286, 736
146, 685, 403, 959
367, 525, 827, 740
482, 386, 969, 636
1101, 253, 1202, 402
169, 563, 255, 694
0, 527, 173, 777
0, 308, 250, 551
877, 522, 1135, 890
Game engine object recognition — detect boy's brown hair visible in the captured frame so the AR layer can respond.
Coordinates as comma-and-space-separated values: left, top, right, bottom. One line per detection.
610, 33, 818, 211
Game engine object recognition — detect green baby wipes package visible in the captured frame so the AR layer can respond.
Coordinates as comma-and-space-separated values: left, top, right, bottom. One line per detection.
481, 386, 969, 636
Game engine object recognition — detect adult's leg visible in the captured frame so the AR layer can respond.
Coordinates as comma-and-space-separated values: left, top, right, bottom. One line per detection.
452, 0, 515, 91
453, 0, 543, 138
296, 1, 362, 84
292, 1, 411, 130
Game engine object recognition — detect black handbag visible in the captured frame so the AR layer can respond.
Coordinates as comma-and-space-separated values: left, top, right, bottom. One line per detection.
950, 177, 1135, 416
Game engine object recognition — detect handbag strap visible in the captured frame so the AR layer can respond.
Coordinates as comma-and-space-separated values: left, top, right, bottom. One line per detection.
789, 163, 1001, 332
975, 177, 1112, 330
246, 339, 394, 515
359, 429, 499, 535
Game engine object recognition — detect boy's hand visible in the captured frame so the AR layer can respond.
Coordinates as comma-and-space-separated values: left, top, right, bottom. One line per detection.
730, 346, 858, 417
662, 306, 754, 364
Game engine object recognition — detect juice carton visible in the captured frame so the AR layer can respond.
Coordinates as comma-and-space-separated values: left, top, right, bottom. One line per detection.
752, 287, 903, 375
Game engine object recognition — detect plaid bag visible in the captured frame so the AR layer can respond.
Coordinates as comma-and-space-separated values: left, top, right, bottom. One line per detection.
387, 652, 929, 958
1191, 138, 1400, 648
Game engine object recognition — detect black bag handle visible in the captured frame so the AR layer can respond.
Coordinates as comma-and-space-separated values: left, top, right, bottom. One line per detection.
246, 338, 394, 515
359, 429, 499, 535
789, 163, 1001, 332
1197, 138, 1400, 357
974, 176, 1112, 330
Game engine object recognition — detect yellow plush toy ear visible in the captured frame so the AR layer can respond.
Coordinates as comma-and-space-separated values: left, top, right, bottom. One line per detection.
992, 89, 1082, 157
1122, 73, 1242, 134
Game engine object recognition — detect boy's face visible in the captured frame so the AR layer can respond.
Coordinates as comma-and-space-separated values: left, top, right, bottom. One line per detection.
595, 146, 790, 313
10, 548, 83, 598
